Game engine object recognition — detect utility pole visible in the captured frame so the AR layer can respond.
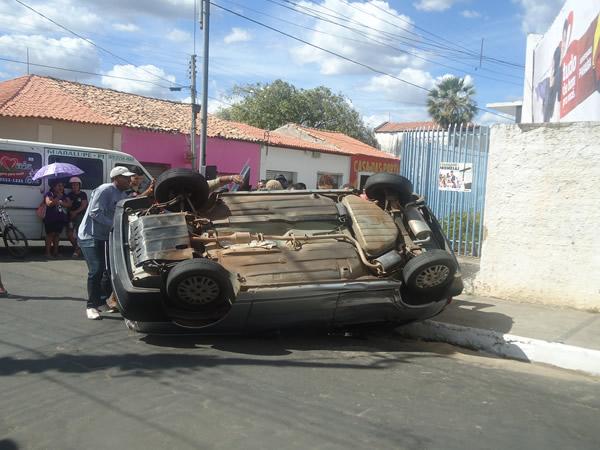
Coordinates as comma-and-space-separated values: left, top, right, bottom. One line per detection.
189, 54, 198, 171
26, 48, 30, 75
199, 0, 210, 175
479, 38, 484, 69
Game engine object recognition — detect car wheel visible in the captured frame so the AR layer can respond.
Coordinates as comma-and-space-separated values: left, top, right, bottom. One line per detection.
154, 168, 209, 212
402, 250, 457, 295
166, 258, 234, 313
364, 173, 413, 205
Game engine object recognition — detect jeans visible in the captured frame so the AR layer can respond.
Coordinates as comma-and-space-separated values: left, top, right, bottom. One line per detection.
80, 240, 110, 309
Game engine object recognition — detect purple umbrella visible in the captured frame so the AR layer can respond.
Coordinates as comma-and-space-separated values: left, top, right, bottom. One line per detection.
32, 162, 84, 181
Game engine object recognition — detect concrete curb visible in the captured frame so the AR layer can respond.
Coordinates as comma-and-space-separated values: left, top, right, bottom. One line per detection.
397, 320, 600, 376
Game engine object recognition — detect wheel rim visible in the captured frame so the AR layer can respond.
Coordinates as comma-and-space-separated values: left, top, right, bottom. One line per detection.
415, 265, 450, 288
176, 275, 220, 305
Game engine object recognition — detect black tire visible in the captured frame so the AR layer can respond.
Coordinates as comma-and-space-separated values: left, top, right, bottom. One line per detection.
402, 249, 457, 295
3, 225, 28, 258
364, 173, 413, 205
154, 168, 209, 212
166, 258, 235, 314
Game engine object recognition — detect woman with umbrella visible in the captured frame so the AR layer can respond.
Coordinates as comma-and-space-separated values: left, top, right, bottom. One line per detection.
43, 180, 72, 257
33, 162, 83, 258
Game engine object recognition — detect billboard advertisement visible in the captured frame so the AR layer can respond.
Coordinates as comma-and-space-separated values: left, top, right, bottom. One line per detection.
524, 1, 600, 123
438, 162, 472, 192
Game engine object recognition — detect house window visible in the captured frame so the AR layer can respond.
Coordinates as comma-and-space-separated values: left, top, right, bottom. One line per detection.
266, 170, 296, 184
317, 172, 342, 189
0, 149, 42, 186
48, 155, 103, 190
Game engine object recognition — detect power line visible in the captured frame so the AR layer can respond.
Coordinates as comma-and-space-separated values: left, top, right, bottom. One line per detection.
335, 0, 524, 69
210, 2, 514, 121
274, 0, 524, 74
12, 0, 185, 87
0, 56, 172, 87
0, 55, 233, 107
227, 0, 521, 86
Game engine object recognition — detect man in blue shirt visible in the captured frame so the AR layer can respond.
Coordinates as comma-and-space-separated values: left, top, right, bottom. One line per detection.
78, 166, 135, 320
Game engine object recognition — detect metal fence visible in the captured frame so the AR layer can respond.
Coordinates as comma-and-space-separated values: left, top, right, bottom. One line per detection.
401, 125, 490, 257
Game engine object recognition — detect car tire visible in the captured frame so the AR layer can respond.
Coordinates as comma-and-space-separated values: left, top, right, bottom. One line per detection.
402, 250, 457, 295
166, 258, 234, 314
154, 168, 209, 212
364, 173, 413, 205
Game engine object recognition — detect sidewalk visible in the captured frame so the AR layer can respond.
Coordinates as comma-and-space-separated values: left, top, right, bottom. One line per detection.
397, 257, 600, 376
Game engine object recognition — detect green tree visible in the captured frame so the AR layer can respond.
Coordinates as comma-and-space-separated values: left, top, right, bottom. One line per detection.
426, 76, 477, 128
217, 80, 378, 147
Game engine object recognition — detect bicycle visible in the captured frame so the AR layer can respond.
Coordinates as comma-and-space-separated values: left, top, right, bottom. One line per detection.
0, 195, 29, 258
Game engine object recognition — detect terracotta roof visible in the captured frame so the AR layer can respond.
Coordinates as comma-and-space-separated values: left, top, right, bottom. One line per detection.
276, 124, 399, 161
0, 75, 394, 158
374, 121, 437, 133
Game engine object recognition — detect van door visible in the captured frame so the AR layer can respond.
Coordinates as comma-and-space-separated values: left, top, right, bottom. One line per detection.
0, 143, 45, 239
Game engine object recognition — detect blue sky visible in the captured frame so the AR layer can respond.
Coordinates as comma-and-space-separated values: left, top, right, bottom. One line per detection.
0, 0, 565, 127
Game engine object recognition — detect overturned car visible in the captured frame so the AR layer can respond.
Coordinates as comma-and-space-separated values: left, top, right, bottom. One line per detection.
109, 169, 462, 333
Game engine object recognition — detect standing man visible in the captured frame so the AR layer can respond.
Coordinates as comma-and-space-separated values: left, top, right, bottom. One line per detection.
78, 167, 135, 320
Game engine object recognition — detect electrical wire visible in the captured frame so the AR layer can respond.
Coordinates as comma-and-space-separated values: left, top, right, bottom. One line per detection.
12, 0, 185, 87
0, 55, 233, 107
225, 0, 522, 86
210, 2, 515, 121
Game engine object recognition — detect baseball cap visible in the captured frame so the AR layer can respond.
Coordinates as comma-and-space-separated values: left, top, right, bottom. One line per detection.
110, 166, 136, 178
69, 177, 82, 184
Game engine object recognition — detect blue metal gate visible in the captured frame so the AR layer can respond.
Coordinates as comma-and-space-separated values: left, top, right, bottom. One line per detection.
401, 125, 489, 257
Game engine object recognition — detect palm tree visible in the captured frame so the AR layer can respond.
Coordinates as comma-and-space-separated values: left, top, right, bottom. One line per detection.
427, 76, 477, 128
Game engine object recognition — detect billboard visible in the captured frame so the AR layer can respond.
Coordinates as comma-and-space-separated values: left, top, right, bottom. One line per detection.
523, 1, 600, 123
438, 162, 472, 192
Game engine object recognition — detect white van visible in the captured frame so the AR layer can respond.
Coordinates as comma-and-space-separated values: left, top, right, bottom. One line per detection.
0, 138, 151, 240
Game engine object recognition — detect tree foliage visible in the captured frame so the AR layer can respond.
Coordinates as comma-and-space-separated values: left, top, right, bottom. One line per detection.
426, 76, 477, 128
217, 80, 378, 147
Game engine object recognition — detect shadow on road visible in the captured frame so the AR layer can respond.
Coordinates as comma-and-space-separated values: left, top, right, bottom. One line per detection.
0, 330, 452, 377
0, 439, 19, 450
6, 294, 86, 303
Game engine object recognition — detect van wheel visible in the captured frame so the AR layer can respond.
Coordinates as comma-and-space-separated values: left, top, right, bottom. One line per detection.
364, 173, 413, 205
155, 168, 209, 212
166, 259, 234, 315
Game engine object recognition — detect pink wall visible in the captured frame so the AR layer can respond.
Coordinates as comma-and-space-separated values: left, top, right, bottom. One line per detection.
121, 127, 261, 185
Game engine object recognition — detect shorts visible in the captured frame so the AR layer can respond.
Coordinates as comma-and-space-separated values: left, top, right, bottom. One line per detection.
44, 221, 65, 234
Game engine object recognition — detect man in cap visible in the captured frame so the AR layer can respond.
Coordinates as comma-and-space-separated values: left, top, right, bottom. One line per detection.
78, 166, 136, 320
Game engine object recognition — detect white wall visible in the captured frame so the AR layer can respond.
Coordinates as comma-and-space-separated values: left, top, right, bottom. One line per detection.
476, 122, 600, 310
374, 132, 402, 156
260, 145, 350, 188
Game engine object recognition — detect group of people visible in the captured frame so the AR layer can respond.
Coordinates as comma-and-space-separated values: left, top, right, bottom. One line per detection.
254, 173, 354, 191
42, 177, 88, 258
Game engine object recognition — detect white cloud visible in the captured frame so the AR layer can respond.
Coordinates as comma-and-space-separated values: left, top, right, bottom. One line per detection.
363, 113, 389, 128
478, 111, 514, 126
461, 10, 481, 19
224, 28, 252, 45
413, 0, 458, 12
112, 23, 140, 32
364, 68, 436, 104
0, 34, 100, 78
166, 28, 192, 43
291, 0, 419, 76
513, 0, 564, 33
0, 0, 100, 35
101, 64, 176, 97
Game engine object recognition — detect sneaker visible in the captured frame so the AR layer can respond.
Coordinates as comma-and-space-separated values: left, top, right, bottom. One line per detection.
86, 308, 102, 320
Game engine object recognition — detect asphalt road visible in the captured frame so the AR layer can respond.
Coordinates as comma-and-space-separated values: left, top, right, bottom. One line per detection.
1, 247, 599, 450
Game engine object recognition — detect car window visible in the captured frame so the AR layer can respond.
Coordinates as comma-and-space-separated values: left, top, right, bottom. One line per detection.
48, 155, 103, 190
0, 149, 43, 186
